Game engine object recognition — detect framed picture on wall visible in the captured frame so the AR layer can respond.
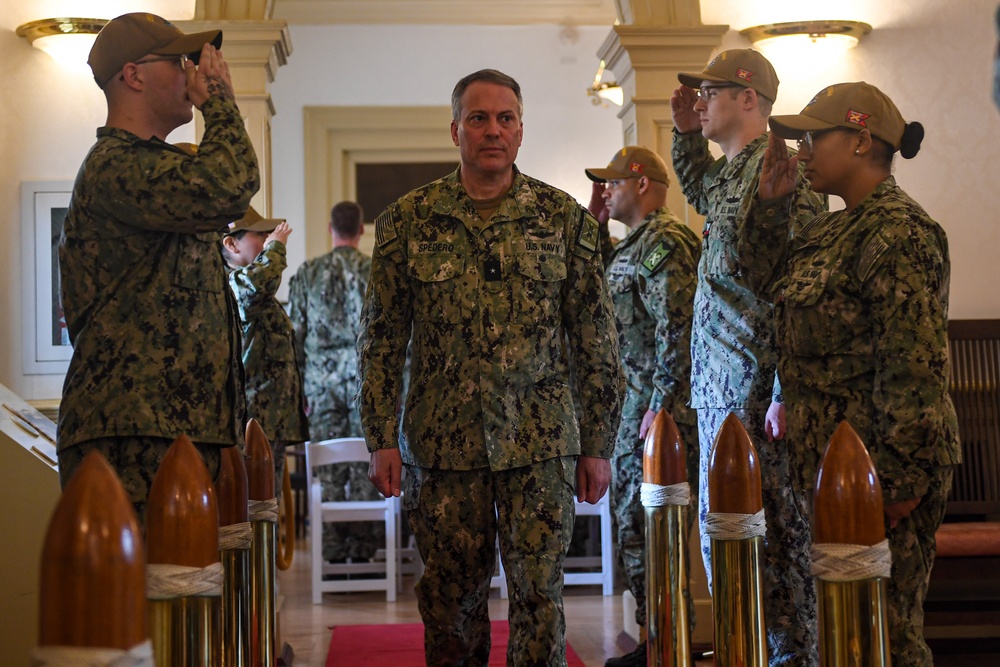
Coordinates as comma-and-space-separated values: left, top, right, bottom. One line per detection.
21, 181, 73, 375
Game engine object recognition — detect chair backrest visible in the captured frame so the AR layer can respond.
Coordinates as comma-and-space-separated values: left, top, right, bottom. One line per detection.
947, 320, 1000, 516
305, 438, 370, 493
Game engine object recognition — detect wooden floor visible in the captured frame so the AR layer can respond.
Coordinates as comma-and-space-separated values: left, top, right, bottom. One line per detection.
277, 538, 710, 667
277, 538, 998, 666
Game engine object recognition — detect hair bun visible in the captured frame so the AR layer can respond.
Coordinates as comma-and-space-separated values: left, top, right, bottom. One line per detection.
899, 122, 924, 159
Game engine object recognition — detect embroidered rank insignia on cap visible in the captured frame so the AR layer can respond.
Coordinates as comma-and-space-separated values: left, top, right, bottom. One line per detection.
736, 67, 755, 83
576, 211, 598, 253
846, 109, 871, 127
641, 241, 671, 274
374, 210, 398, 249
858, 232, 889, 283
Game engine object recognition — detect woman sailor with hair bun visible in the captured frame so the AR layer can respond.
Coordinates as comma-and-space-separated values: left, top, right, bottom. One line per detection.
737, 81, 962, 667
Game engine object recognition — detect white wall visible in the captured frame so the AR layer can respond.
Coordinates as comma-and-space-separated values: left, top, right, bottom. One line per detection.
269, 23, 627, 287
2, 0, 999, 400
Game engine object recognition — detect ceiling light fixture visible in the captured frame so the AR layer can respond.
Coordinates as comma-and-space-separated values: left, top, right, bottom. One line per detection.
740, 20, 872, 49
16, 18, 108, 74
587, 59, 624, 107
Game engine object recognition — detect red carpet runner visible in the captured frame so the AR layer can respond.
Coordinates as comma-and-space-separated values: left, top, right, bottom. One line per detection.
325, 620, 586, 666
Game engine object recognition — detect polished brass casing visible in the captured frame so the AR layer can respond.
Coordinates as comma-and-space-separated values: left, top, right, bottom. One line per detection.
711, 537, 767, 667
222, 547, 252, 667
251, 521, 277, 667
817, 578, 891, 666
150, 596, 221, 666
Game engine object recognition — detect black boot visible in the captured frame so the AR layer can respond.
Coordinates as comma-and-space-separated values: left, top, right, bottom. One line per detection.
604, 643, 646, 667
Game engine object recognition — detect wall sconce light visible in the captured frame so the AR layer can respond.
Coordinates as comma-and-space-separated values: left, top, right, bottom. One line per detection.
587, 59, 624, 107
16, 18, 108, 74
740, 20, 872, 49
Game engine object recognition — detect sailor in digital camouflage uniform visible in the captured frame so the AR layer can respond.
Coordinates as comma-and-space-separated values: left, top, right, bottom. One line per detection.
585, 147, 701, 667
221, 208, 309, 488
744, 81, 962, 667
288, 201, 383, 563
359, 69, 624, 667
670, 49, 826, 666
57, 13, 258, 526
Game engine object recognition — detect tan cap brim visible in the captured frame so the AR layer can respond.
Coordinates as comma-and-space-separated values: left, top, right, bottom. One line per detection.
768, 114, 840, 140
678, 71, 731, 90
151, 30, 222, 59
585, 168, 638, 183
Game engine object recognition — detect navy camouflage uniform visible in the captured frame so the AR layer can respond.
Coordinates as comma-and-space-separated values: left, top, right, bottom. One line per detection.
742, 176, 962, 667
672, 130, 825, 665
601, 207, 701, 629
359, 167, 624, 666
57, 95, 258, 525
288, 246, 384, 562
228, 239, 309, 487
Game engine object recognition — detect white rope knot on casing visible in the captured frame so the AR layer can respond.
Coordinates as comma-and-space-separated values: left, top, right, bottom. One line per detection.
31, 639, 154, 666
640, 482, 691, 507
147, 561, 224, 600
219, 521, 253, 551
811, 539, 892, 581
704, 509, 767, 540
249, 498, 278, 523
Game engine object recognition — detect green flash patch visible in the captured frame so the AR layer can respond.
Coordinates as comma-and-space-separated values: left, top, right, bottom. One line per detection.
641, 241, 671, 274
576, 211, 598, 253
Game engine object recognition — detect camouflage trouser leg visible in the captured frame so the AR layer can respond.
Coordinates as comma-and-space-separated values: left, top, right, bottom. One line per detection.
403, 457, 576, 667
697, 408, 818, 667
57, 436, 223, 534
612, 415, 699, 630
886, 466, 954, 667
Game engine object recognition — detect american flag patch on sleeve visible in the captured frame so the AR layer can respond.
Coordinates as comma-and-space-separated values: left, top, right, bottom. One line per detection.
374, 210, 398, 249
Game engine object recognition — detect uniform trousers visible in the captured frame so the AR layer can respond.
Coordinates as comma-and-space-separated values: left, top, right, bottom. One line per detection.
403, 456, 576, 667
886, 465, 953, 667
697, 407, 818, 667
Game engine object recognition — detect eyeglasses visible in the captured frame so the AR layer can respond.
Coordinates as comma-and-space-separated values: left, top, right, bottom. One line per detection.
796, 128, 842, 153
134, 54, 189, 70
697, 84, 740, 101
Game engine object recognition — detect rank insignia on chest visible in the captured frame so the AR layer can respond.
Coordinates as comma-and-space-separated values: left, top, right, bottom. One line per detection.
485, 258, 502, 282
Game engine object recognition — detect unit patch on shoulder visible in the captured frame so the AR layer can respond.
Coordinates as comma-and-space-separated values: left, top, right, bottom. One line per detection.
374, 209, 399, 250
641, 241, 672, 274
576, 211, 599, 253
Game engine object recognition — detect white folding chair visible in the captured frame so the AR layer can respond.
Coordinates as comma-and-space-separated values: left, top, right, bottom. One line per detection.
307, 438, 397, 603
564, 493, 614, 595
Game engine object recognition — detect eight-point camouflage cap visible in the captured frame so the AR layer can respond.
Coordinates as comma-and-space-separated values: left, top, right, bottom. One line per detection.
226, 206, 284, 235
678, 48, 779, 102
585, 146, 670, 185
768, 81, 907, 150
89, 12, 222, 88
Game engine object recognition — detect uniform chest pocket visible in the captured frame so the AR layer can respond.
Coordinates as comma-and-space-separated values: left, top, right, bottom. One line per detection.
410, 254, 466, 323
512, 253, 566, 324
780, 268, 844, 356
607, 274, 636, 325
173, 232, 225, 293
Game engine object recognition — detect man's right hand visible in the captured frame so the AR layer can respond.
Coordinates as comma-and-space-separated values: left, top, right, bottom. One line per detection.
587, 182, 610, 225
758, 131, 798, 201
369, 448, 402, 498
186, 43, 235, 109
670, 85, 701, 134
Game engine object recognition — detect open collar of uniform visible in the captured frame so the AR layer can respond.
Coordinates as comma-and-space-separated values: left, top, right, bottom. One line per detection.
96, 125, 184, 152
431, 165, 541, 231
726, 133, 768, 176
